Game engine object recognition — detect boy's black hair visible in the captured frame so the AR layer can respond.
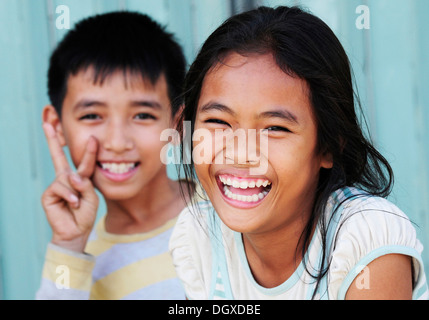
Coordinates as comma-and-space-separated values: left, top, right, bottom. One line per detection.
48, 11, 186, 116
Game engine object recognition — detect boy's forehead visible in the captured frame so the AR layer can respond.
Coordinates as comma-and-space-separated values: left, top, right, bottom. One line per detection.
62, 67, 172, 113
69, 66, 162, 90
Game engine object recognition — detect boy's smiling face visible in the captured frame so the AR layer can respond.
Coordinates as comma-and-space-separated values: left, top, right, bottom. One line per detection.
47, 67, 173, 201
194, 52, 333, 235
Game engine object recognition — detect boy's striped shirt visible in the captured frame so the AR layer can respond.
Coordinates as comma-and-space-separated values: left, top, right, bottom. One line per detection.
36, 215, 185, 300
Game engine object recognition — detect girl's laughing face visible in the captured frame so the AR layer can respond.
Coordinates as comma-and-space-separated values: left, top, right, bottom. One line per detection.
194, 52, 333, 235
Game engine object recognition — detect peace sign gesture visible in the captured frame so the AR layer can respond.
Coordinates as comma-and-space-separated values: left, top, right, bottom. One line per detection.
41, 122, 99, 253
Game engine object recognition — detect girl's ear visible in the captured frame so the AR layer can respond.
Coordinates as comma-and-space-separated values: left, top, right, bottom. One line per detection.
170, 104, 185, 146
321, 150, 333, 169
42, 105, 67, 146
172, 104, 184, 128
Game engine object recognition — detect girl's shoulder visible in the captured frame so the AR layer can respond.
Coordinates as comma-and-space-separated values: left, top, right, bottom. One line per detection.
327, 187, 418, 250
326, 187, 427, 299
329, 187, 403, 215
169, 199, 216, 299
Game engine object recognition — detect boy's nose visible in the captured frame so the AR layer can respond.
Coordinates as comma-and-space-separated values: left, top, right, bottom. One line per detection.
103, 122, 134, 152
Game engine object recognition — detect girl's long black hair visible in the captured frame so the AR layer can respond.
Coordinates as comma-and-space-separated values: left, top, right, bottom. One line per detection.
176, 6, 394, 298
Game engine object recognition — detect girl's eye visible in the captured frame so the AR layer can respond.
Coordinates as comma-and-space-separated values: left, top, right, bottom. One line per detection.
79, 114, 100, 120
205, 119, 230, 126
264, 126, 291, 133
134, 113, 156, 120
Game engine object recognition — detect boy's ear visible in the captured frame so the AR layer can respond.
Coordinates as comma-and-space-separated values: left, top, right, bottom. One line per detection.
42, 105, 67, 146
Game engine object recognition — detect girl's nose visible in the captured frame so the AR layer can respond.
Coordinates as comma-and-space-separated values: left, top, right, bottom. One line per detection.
225, 128, 261, 164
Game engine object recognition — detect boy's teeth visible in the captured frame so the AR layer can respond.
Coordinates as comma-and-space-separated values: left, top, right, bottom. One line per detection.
219, 175, 271, 189
101, 162, 136, 174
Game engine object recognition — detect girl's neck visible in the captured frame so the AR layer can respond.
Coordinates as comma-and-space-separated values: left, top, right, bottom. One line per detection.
103, 172, 185, 234
242, 214, 316, 288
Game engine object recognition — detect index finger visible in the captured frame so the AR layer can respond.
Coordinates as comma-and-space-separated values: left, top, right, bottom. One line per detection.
77, 135, 98, 178
42, 122, 71, 174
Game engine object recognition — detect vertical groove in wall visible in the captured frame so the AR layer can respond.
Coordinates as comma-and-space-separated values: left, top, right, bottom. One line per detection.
190, 0, 199, 56
230, 0, 258, 15
361, 0, 377, 144
46, 0, 57, 50
0, 245, 3, 299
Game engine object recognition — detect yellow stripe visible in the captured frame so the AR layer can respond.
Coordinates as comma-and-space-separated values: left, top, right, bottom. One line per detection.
85, 239, 115, 257
43, 248, 94, 290
89, 251, 177, 300
95, 215, 178, 243
85, 216, 178, 256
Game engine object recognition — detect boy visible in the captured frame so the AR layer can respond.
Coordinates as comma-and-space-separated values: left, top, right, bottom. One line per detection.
36, 11, 187, 299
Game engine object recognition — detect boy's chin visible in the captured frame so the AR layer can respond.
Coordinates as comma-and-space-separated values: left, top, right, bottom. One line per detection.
94, 185, 139, 202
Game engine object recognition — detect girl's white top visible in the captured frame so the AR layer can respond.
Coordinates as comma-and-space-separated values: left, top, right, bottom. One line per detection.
169, 187, 428, 299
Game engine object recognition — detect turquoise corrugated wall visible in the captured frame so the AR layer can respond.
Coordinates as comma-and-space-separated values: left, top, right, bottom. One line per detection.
0, 0, 428, 299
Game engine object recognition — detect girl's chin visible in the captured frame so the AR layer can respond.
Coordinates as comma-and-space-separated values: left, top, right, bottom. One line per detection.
215, 208, 262, 234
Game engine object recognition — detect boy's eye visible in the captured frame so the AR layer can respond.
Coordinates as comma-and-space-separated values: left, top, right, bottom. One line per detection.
79, 114, 100, 120
134, 113, 156, 120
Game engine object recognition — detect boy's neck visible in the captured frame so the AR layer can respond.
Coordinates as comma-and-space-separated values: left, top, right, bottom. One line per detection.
103, 171, 186, 234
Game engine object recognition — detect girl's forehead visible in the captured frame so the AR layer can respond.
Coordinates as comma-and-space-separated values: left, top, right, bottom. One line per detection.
202, 52, 310, 102
207, 52, 275, 76
198, 53, 316, 126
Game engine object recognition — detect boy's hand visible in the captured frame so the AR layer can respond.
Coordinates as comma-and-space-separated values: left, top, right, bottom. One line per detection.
41, 123, 99, 253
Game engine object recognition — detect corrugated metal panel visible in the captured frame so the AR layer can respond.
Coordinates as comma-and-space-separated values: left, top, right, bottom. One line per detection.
0, 0, 428, 299
0, 0, 53, 300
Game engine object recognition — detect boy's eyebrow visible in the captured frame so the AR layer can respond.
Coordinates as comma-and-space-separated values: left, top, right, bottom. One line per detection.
258, 109, 299, 124
73, 99, 163, 110
199, 102, 237, 116
130, 100, 162, 110
73, 99, 106, 110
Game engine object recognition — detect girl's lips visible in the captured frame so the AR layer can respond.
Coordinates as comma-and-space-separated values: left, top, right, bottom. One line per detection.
216, 174, 271, 209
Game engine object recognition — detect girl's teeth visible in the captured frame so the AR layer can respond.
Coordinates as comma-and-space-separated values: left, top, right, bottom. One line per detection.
101, 163, 136, 174
219, 175, 271, 190
219, 174, 271, 203
240, 181, 248, 189
223, 185, 269, 203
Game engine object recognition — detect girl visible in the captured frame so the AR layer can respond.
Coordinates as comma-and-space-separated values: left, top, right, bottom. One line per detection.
169, 6, 428, 299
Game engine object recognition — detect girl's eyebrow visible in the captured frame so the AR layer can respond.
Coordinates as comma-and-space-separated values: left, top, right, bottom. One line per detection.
258, 109, 299, 124
199, 102, 237, 116
200, 102, 299, 124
